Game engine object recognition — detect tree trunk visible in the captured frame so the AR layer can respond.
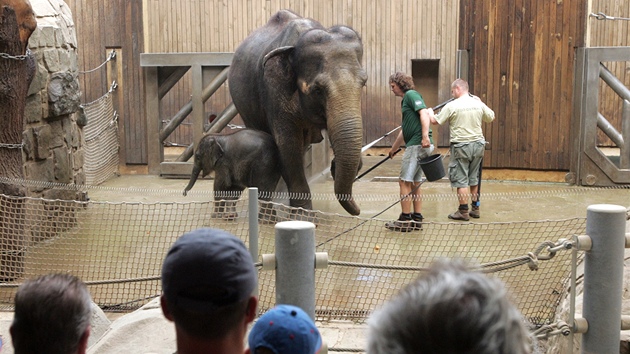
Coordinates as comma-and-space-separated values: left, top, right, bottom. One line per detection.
0, 2, 35, 281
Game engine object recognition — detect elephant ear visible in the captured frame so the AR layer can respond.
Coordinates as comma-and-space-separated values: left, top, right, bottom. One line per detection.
211, 138, 225, 166
262, 46, 294, 68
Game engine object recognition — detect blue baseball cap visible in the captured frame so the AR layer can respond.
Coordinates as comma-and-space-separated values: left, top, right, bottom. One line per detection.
248, 304, 322, 354
161, 228, 257, 313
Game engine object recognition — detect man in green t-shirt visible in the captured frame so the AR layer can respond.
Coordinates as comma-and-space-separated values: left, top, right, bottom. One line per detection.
385, 72, 434, 232
428, 78, 495, 220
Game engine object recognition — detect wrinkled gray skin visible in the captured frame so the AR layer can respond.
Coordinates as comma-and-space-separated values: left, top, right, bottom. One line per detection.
183, 129, 281, 208
228, 10, 366, 215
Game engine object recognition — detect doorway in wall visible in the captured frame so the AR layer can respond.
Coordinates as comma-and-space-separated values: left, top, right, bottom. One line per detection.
411, 59, 441, 145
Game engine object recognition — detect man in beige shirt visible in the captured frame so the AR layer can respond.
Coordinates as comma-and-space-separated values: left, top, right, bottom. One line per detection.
426, 79, 495, 220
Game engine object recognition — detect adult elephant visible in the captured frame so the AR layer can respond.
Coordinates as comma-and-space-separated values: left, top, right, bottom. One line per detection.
228, 9, 366, 215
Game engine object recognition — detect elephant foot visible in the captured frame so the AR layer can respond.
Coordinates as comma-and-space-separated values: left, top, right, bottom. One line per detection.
211, 211, 238, 221
289, 207, 319, 225
258, 211, 277, 225
258, 201, 277, 224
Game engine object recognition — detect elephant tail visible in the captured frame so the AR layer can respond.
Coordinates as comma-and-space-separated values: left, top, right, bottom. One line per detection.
183, 163, 202, 196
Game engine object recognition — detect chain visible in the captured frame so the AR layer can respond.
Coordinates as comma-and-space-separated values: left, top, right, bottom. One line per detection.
79, 49, 116, 74
0, 48, 31, 61
590, 12, 630, 21
532, 320, 572, 339
0, 143, 24, 149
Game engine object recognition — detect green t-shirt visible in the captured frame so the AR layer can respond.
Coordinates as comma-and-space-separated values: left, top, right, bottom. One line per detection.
401, 90, 432, 146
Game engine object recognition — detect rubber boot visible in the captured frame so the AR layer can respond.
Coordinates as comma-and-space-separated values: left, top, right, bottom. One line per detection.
469, 205, 480, 218
448, 206, 470, 221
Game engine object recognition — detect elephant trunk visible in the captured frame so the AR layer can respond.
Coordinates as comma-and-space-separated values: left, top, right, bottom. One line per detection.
183, 163, 202, 196
327, 101, 363, 216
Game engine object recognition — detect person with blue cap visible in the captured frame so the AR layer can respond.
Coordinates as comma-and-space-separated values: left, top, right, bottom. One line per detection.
160, 227, 258, 354
246, 304, 323, 354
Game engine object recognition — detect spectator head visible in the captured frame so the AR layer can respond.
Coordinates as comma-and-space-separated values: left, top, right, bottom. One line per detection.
247, 304, 322, 354
160, 228, 258, 349
367, 258, 533, 354
11, 273, 92, 354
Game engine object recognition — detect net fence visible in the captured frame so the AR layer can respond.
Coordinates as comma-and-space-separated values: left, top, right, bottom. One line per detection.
0, 186, 592, 328
82, 92, 119, 185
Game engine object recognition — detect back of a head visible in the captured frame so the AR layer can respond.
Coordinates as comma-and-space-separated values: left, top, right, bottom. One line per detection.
366, 259, 532, 354
11, 273, 92, 354
248, 304, 322, 354
161, 228, 257, 340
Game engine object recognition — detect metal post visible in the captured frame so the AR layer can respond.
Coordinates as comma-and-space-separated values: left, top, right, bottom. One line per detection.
582, 204, 627, 353
248, 187, 259, 263
248, 188, 260, 297
275, 220, 316, 319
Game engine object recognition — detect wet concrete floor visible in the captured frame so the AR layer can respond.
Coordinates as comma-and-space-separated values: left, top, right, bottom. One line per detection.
0, 154, 629, 354
92, 153, 630, 222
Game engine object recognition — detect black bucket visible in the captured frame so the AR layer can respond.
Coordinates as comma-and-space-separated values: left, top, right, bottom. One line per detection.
419, 154, 445, 182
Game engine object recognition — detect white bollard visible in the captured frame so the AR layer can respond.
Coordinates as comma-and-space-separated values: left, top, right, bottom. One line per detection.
274, 220, 316, 319
581, 204, 627, 353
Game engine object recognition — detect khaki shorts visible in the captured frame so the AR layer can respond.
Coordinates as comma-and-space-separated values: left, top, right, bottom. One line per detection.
448, 141, 485, 188
400, 144, 434, 182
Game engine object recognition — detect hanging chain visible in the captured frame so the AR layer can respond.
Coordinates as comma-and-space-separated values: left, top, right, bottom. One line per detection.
0, 48, 31, 61
590, 12, 630, 21
0, 143, 24, 149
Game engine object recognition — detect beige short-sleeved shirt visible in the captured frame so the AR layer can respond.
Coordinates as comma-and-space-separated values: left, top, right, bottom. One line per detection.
435, 95, 495, 143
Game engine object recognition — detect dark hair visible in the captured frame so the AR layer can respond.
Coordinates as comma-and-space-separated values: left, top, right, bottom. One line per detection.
389, 72, 415, 92
167, 296, 252, 339
12, 273, 92, 354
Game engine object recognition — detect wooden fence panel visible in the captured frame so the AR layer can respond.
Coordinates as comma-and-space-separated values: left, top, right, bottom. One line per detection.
143, 0, 460, 152
460, 0, 586, 170
67, 0, 145, 164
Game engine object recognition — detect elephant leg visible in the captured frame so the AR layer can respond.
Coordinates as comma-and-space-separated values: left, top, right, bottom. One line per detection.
258, 200, 277, 224
275, 130, 313, 211
212, 187, 242, 221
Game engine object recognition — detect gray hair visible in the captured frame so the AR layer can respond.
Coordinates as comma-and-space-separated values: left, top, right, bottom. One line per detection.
12, 273, 92, 354
367, 259, 533, 354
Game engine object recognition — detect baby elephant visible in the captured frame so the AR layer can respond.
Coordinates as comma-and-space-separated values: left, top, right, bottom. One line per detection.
183, 129, 281, 221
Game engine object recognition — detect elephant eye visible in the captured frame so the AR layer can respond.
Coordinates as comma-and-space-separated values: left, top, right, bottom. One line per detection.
311, 86, 324, 96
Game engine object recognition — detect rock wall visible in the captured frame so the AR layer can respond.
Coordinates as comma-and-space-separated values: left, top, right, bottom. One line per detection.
22, 0, 84, 201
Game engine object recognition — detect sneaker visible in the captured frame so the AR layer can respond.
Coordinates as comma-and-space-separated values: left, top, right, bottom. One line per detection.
448, 209, 470, 221
385, 214, 416, 232
469, 205, 480, 218
385, 219, 415, 232
410, 214, 424, 230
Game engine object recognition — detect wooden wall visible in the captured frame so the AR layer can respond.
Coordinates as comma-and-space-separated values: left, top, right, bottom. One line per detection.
68, 1, 626, 172
143, 0, 461, 151
460, 0, 587, 170
66, 0, 145, 164
588, 0, 630, 147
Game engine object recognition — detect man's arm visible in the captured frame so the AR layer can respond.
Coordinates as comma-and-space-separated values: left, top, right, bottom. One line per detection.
482, 104, 495, 123
426, 108, 439, 125
419, 108, 431, 147
389, 130, 404, 158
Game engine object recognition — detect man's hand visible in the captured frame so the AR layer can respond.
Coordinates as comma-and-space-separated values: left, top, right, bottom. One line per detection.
388, 148, 397, 159
421, 137, 431, 148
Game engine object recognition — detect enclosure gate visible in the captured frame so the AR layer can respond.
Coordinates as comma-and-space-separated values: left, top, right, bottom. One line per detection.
140, 53, 236, 176
570, 47, 630, 186
140, 52, 330, 180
